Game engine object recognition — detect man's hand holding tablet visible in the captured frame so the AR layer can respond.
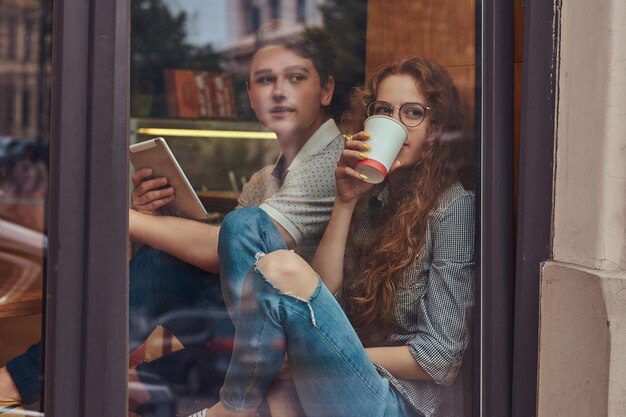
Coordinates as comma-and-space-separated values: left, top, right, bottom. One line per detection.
130, 137, 208, 221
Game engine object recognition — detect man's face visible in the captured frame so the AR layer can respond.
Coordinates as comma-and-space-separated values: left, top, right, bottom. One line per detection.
248, 45, 334, 140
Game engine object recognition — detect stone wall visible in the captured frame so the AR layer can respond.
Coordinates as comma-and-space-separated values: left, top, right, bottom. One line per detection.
538, 0, 626, 415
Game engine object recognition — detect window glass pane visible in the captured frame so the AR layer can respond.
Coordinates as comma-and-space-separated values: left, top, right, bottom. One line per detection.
0, 0, 51, 415
129, 1, 478, 417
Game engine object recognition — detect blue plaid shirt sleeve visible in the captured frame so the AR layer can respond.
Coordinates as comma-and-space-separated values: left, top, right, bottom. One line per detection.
6, 341, 42, 404
407, 192, 475, 386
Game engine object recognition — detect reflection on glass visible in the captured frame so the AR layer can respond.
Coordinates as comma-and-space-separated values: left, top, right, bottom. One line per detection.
0, 0, 50, 415
129, 1, 477, 416
129, 2, 367, 416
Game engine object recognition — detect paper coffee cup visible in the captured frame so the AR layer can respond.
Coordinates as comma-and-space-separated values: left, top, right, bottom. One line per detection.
355, 115, 408, 184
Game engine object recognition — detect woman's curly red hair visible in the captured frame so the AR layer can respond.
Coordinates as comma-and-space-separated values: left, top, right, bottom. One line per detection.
340, 57, 473, 341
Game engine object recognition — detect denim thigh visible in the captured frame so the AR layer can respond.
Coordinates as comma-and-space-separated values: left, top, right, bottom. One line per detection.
218, 206, 287, 320
128, 244, 224, 349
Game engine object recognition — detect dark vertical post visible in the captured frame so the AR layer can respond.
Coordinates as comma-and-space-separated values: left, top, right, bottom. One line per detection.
512, 0, 559, 416
45, 0, 129, 416
481, 0, 515, 416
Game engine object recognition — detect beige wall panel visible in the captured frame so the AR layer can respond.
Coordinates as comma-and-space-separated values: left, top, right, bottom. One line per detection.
0, 314, 41, 365
366, 0, 475, 76
553, 0, 626, 270
444, 65, 475, 115
538, 263, 626, 417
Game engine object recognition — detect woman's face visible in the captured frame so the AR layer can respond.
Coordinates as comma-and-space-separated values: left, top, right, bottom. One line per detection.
374, 74, 432, 170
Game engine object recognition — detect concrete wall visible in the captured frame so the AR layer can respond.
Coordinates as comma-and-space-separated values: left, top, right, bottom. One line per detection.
538, 0, 626, 415
552, 0, 626, 270
538, 264, 626, 416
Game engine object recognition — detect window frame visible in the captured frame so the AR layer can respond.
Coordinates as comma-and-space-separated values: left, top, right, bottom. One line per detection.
512, 0, 559, 416
41, 0, 557, 416
479, 0, 516, 415
44, 0, 129, 416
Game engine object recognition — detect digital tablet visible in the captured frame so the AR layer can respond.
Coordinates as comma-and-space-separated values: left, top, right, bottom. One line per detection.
130, 137, 208, 220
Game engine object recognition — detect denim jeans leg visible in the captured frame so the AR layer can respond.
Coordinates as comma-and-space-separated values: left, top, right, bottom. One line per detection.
128, 244, 223, 350
218, 206, 287, 321
220, 263, 414, 417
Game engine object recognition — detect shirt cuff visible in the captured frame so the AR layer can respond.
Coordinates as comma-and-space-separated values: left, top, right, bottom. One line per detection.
258, 203, 303, 245
6, 342, 42, 404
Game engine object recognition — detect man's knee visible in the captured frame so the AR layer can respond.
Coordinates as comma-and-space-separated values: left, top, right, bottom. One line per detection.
219, 206, 286, 256
257, 250, 318, 299
221, 206, 270, 237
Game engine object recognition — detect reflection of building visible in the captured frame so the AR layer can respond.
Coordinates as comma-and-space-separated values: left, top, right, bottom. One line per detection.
164, 70, 238, 119
230, 0, 324, 44
224, 0, 327, 75
220, 0, 329, 119
0, 0, 42, 139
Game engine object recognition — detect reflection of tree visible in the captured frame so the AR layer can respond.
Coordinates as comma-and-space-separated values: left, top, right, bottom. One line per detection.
131, 0, 223, 117
319, 0, 367, 120
130, 0, 368, 120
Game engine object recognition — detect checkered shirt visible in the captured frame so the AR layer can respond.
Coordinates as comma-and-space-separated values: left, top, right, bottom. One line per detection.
343, 181, 475, 417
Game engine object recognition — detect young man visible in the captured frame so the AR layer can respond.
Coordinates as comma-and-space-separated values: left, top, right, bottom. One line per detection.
129, 29, 343, 416
0, 29, 344, 412
130, 29, 339, 271
128, 28, 343, 333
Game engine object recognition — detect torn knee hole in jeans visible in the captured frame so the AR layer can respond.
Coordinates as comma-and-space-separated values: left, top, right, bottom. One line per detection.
254, 252, 319, 327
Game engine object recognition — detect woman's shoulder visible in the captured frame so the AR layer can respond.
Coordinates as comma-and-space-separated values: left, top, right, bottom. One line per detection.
436, 182, 474, 211
428, 182, 475, 226
426, 182, 475, 236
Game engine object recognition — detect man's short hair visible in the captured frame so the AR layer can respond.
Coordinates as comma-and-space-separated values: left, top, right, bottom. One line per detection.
258, 28, 337, 87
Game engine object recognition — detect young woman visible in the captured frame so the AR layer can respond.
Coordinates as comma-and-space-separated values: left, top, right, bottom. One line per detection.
210, 57, 475, 417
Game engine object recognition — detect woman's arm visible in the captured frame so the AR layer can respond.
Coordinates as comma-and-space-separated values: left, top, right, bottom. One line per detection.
365, 346, 433, 381
407, 191, 475, 386
311, 132, 374, 292
311, 200, 356, 292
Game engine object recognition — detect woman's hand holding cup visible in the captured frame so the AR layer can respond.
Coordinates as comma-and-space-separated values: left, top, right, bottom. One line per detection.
354, 115, 409, 184
335, 131, 377, 205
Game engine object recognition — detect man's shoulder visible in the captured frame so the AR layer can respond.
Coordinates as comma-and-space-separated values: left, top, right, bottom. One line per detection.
286, 135, 342, 185
240, 165, 280, 206
322, 133, 344, 152
248, 164, 276, 182
300, 133, 343, 165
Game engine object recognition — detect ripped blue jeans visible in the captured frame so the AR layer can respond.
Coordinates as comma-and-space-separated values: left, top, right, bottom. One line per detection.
218, 207, 416, 417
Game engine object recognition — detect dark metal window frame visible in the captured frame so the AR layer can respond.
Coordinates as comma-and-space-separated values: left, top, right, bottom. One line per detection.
44, 0, 129, 416
512, 0, 559, 416
480, 0, 515, 415
40, 0, 556, 415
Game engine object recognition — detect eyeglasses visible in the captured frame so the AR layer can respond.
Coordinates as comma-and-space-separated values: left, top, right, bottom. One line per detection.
366, 101, 431, 128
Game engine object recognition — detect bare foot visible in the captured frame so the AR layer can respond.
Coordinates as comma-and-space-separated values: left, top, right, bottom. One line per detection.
0, 367, 21, 404
204, 401, 257, 417
266, 378, 303, 417
127, 367, 150, 411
